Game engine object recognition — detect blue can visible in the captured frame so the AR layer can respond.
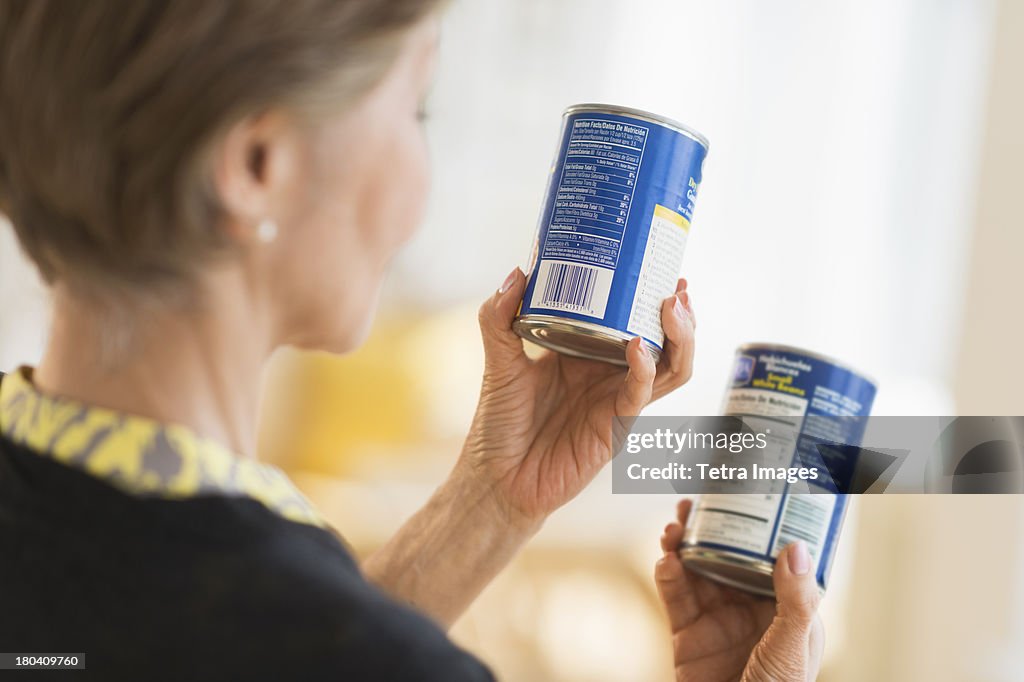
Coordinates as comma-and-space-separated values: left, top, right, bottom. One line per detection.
682, 343, 878, 595
514, 104, 709, 366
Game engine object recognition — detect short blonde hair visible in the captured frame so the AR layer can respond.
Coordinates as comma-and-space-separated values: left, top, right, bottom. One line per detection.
0, 0, 441, 303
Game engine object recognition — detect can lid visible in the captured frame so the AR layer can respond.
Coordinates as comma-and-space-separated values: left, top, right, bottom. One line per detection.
735, 341, 879, 389
563, 103, 710, 151
513, 314, 661, 367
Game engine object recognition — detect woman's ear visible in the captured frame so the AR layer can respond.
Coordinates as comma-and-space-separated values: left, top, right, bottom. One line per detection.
211, 110, 299, 242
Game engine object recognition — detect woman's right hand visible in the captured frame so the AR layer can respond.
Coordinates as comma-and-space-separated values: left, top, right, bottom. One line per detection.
656, 499, 826, 681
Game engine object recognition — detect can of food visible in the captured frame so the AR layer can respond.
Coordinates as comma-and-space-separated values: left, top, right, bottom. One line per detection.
681, 343, 877, 596
514, 104, 709, 366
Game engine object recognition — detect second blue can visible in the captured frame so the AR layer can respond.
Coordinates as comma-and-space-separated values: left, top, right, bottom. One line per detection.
514, 104, 709, 366
682, 343, 878, 596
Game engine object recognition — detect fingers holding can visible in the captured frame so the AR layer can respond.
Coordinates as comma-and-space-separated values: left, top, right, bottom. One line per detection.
652, 285, 696, 400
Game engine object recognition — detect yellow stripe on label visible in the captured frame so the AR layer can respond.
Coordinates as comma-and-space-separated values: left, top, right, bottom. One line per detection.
654, 204, 690, 233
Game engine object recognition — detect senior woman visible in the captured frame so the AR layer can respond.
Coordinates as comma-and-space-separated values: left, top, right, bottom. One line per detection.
0, 1, 822, 680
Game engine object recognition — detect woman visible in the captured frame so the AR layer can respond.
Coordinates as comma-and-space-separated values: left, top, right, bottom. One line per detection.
0, 1, 822, 679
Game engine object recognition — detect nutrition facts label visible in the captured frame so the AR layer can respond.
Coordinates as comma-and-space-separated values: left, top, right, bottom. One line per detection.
687, 390, 835, 567
543, 118, 647, 268
530, 119, 648, 317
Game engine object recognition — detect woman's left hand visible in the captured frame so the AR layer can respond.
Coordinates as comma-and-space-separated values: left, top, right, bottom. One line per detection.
366, 266, 695, 625
458, 266, 696, 526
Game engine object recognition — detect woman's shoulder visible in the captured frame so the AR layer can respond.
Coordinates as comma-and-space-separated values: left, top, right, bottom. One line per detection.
0, 436, 493, 681
195, 504, 495, 680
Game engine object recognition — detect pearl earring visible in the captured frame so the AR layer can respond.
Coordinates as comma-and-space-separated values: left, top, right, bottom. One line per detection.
256, 218, 278, 244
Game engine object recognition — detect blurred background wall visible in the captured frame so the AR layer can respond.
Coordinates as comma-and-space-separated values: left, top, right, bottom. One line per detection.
1, 0, 1021, 680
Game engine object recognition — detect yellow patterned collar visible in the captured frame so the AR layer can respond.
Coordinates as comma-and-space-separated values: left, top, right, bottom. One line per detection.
0, 367, 324, 528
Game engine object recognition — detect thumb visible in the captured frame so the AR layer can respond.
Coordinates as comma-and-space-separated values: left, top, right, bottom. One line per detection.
746, 541, 822, 681
478, 266, 529, 371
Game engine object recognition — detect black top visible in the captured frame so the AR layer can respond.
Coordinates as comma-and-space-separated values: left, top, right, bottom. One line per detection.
0, 435, 495, 681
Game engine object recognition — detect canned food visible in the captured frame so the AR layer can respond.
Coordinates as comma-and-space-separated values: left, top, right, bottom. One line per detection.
681, 343, 877, 596
514, 104, 709, 366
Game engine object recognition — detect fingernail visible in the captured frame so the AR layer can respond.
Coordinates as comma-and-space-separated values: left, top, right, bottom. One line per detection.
498, 267, 518, 294
673, 296, 685, 319
788, 540, 811, 575
680, 277, 688, 290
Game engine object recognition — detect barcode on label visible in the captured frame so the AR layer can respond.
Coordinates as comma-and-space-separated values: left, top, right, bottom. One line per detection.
529, 260, 613, 318
771, 495, 834, 561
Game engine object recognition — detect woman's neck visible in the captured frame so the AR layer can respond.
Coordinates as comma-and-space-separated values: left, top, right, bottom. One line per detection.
34, 282, 274, 459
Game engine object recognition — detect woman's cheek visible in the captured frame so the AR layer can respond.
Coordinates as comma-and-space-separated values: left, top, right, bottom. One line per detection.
392, 126, 431, 246
403, 164, 431, 244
